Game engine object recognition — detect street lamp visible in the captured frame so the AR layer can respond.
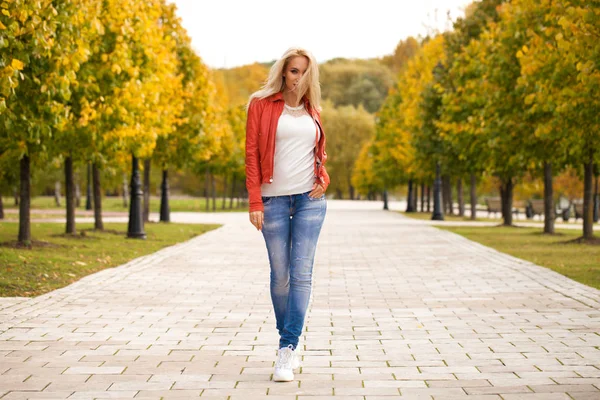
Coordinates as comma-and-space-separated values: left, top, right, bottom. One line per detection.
127, 154, 146, 239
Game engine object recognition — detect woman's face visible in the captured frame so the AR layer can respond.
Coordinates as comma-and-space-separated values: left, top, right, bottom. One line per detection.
283, 56, 309, 93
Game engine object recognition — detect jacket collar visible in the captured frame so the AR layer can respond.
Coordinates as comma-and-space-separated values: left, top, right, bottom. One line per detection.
268, 91, 313, 115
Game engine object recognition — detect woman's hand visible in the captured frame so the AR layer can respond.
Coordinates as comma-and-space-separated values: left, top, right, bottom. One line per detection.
309, 183, 325, 198
249, 211, 264, 231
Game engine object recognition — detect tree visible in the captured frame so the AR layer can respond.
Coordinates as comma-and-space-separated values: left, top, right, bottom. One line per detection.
320, 59, 394, 113
516, 0, 600, 239
381, 37, 420, 74
0, 0, 98, 243
321, 101, 375, 199
438, 0, 505, 220
395, 35, 446, 212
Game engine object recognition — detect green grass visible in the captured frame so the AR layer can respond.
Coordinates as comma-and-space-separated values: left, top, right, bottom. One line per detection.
0, 221, 220, 297
2, 196, 248, 213
401, 211, 503, 223
437, 225, 600, 289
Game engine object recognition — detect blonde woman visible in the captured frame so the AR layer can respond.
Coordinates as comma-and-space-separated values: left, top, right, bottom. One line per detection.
245, 47, 330, 382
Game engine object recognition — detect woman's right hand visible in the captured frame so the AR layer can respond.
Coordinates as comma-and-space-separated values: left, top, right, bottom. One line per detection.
249, 211, 264, 231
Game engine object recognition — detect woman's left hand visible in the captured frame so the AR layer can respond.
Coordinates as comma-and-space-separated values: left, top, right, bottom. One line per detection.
309, 183, 325, 198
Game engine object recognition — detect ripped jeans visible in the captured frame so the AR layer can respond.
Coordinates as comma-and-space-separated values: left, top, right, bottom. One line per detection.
261, 190, 327, 350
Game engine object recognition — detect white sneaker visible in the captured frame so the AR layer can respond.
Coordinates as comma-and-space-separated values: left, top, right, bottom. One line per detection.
292, 346, 300, 370
273, 345, 295, 382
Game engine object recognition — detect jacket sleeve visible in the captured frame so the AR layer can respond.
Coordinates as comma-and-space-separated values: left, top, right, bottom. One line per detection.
316, 111, 330, 192
245, 99, 264, 213
320, 165, 330, 191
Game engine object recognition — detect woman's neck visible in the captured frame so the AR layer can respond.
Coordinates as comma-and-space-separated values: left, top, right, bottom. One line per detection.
282, 90, 301, 107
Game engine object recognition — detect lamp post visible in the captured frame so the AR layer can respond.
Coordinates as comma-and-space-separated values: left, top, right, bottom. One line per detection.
432, 162, 444, 220
127, 154, 146, 239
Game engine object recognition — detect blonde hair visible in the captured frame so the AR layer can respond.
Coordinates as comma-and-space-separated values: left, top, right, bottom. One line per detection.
247, 47, 321, 112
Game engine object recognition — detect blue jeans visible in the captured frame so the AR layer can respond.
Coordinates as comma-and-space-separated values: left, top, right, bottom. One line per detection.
261, 190, 327, 349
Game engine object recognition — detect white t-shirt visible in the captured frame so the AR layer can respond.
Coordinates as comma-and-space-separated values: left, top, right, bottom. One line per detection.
260, 103, 321, 197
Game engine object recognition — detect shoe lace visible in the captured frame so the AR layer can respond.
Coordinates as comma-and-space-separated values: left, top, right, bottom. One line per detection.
275, 345, 294, 369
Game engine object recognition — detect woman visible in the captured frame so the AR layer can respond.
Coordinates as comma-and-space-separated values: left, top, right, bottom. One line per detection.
245, 47, 330, 382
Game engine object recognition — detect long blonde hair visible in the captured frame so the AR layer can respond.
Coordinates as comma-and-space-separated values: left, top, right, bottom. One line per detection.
247, 47, 321, 112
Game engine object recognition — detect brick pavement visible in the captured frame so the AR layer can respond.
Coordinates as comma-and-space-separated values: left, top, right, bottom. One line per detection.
1, 205, 600, 399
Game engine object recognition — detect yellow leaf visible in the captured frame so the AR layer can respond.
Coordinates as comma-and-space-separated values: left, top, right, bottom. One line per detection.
11, 59, 24, 70
1, 9, 9, 17
0, 20, 5, 29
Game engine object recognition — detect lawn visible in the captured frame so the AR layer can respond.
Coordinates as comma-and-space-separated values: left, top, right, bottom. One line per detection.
0, 221, 220, 297
1, 196, 248, 213
400, 211, 503, 223
437, 225, 600, 290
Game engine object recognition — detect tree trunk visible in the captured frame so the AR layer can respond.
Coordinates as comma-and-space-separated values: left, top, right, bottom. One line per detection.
229, 176, 236, 209
18, 155, 31, 244
143, 159, 151, 223
457, 178, 465, 217
222, 175, 227, 210
446, 176, 454, 215
383, 190, 389, 210
594, 170, 599, 223
470, 173, 477, 221
336, 188, 342, 199
420, 182, 425, 212
86, 162, 93, 210
500, 178, 514, 226
543, 162, 555, 234
583, 155, 594, 240
122, 173, 128, 208
205, 168, 210, 211
159, 169, 170, 222
406, 179, 415, 212
75, 180, 81, 208
54, 181, 61, 207
211, 172, 216, 212
93, 163, 104, 230
65, 156, 76, 234
0, 192, 4, 219
14, 186, 19, 206
349, 184, 355, 200
413, 183, 418, 211
441, 176, 447, 214
426, 185, 431, 212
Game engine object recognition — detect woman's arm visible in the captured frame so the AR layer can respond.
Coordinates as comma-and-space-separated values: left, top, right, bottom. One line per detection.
245, 99, 264, 213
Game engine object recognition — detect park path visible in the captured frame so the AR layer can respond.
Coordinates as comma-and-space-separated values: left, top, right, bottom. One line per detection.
1, 203, 600, 399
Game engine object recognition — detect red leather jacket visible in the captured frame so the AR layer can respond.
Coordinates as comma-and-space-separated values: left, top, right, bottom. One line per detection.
245, 91, 330, 213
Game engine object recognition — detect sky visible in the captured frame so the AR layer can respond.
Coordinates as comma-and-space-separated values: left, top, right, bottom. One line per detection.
167, 0, 475, 69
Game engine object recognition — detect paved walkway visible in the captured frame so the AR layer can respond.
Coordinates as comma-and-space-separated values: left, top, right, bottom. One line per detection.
1, 204, 600, 399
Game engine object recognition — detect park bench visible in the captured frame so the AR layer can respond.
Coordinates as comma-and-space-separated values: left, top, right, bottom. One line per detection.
485, 197, 501, 217
486, 197, 522, 219
528, 199, 545, 220
526, 199, 562, 220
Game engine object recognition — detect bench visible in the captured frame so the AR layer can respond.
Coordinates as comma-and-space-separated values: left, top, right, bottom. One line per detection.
485, 198, 502, 217
529, 199, 545, 220
486, 197, 522, 219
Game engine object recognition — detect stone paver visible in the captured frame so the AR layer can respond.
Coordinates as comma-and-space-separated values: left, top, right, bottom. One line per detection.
1, 202, 600, 399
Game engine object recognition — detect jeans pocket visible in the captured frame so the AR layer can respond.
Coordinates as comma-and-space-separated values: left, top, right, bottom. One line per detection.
307, 193, 325, 201
262, 196, 273, 206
